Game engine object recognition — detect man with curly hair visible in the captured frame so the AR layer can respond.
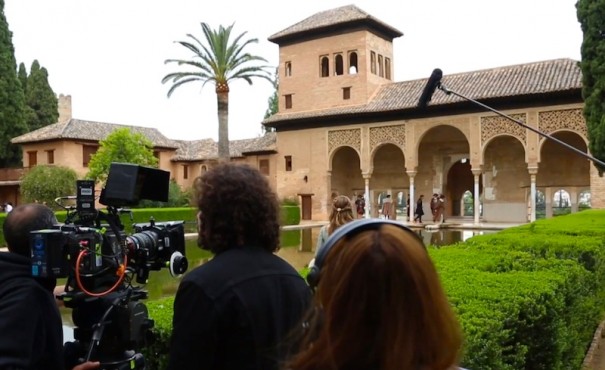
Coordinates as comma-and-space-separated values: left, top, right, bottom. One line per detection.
167, 163, 312, 370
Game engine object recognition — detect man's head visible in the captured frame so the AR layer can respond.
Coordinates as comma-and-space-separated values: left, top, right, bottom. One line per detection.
194, 163, 280, 254
3, 204, 58, 257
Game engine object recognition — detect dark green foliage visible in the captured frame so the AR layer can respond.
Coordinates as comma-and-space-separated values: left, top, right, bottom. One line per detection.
24, 60, 58, 130
19, 165, 78, 209
577, 0, 605, 173
17, 62, 26, 91
281, 205, 300, 225
263, 67, 278, 131
0, 0, 27, 167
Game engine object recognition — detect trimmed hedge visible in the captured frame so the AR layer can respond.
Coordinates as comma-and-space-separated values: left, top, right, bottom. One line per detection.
0, 205, 302, 247
282, 205, 301, 225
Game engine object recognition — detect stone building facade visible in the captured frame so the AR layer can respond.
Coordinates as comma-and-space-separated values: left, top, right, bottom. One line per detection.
263, 5, 605, 223
7, 95, 277, 205
4, 4, 603, 224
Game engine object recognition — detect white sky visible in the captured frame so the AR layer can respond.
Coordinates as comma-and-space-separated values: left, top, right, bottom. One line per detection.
4, 0, 582, 141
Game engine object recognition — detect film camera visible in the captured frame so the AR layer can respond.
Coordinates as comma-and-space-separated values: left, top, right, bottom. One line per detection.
29, 163, 189, 369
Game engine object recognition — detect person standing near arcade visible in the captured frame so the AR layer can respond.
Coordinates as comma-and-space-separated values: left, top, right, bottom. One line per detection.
413, 194, 425, 224
382, 194, 394, 220
354, 194, 366, 219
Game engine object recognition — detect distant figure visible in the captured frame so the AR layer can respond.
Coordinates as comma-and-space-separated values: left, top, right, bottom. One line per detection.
414, 195, 425, 223
436, 194, 446, 223
354, 194, 365, 219
430, 193, 439, 222
382, 194, 393, 220
5, 202, 13, 213
315, 195, 355, 254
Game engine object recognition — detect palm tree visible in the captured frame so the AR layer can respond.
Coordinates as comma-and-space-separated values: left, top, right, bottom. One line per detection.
162, 23, 271, 162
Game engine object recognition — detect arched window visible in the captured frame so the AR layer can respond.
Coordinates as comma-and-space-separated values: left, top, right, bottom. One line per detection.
285, 61, 292, 77
320, 56, 329, 77
553, 189, 571, 216
378, 54, 384, 77
335, 54, 344, 75
385, 57, 391, 80
370, 51, 376, 74
535, 190, 546, 219
578, 190, 591, 211
348, 51, 358, 74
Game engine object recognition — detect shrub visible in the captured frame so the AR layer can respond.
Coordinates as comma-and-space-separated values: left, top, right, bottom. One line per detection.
20, 165, 78, 209
282, 205, 301, 225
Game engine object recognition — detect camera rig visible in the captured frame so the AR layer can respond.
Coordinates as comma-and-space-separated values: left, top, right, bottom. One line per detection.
30, 163, 189, 369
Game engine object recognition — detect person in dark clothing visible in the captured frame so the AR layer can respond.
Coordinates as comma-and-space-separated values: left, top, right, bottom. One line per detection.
0, 204, 99, 370
414, 194, 425, 223
167, 163, 312, 370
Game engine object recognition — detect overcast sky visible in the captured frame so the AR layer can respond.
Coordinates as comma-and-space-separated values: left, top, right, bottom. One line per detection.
4, 0, 582, 141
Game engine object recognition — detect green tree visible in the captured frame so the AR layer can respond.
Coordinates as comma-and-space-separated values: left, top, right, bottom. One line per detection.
0, 0, 28, 167
577, 0, 605, 173
162, 22, 272, 162
25, 60, 59, 130
86, 128, 158, 183
20, 165, 78, 209
17, 62, 27, 91
263, 68, 278, 133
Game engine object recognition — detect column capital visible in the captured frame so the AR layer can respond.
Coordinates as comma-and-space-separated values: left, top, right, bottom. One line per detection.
527, 166, 539, 175
406, 170, 417, 177
362, 172, 372, 180
471, 167, 483, 176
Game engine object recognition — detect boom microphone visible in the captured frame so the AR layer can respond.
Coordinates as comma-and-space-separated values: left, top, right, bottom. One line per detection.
417, 68, 443, 108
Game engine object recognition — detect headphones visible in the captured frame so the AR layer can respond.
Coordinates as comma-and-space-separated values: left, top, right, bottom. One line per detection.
307, 218, 425, 289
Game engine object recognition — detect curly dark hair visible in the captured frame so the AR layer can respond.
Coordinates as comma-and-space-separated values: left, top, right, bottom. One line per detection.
194, 163, 281, 254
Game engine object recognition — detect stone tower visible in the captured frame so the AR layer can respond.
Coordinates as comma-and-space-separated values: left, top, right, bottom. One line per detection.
268, 5, 403, 113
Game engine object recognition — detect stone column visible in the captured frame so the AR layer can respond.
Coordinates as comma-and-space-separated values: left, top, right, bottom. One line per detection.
363, 174, 371, 218
545, 187, 553, 218
407, 171, 417, 222
569, 187, 578, 213
472, 169, 482, 225
528, 166, 538, 222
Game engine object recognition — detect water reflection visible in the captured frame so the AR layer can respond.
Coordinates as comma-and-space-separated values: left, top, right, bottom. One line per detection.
414, 229, 495, 247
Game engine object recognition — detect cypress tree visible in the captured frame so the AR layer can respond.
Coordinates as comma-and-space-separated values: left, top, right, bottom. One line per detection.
26, 59, 58, 130
0, 0, 27, 167
17, 62, 26, 91
577, 0, 605, 173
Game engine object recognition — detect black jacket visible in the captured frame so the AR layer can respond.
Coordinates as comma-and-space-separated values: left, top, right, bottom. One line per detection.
168, 246, 312, 370
0, 252, 64, 370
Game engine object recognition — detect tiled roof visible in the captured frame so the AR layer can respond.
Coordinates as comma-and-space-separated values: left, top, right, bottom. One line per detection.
171, 132, 277, 161
268, 4, 403, 44
263, 58, 582, 124
11, 119, 179, 148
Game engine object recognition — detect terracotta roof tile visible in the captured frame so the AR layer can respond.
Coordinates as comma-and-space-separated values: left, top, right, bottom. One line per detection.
11, 119, 179, 148
172, 132, 277, 161
263, 58, 582, 124
268, 4, 402, 44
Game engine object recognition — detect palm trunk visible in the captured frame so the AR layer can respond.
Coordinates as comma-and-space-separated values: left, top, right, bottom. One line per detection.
217, 90, 229, 162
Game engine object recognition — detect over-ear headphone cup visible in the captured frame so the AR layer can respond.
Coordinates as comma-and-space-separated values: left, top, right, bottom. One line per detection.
308, 219, 424, 290
307, 265, 320, 288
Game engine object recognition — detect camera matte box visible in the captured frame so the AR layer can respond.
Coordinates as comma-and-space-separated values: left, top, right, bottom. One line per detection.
100, 163, 170, 206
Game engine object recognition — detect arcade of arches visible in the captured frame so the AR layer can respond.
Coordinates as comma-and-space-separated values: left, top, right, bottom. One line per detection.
324, 107, 599, 223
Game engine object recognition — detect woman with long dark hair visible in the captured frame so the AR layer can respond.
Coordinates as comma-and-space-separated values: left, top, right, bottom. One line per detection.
288, 220, 465, 370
